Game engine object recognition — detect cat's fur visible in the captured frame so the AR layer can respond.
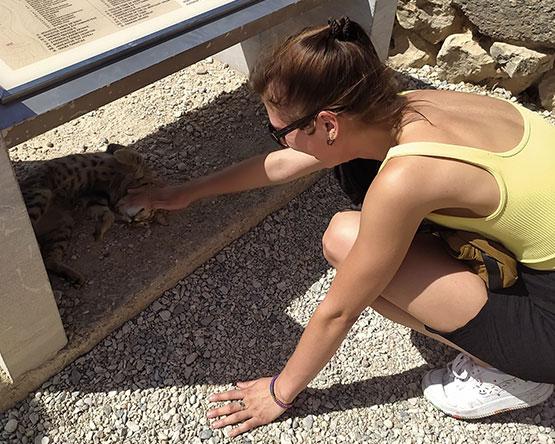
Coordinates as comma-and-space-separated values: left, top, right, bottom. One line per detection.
20, 143, 163, 286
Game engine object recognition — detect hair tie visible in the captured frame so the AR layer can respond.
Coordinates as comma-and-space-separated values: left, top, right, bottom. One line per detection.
328, 16, 355, 41
328, 18, 341, 39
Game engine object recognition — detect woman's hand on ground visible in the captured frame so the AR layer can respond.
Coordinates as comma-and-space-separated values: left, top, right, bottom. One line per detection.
207, 377, 287, 438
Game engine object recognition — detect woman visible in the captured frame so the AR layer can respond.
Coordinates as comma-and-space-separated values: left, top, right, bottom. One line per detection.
119, 17, 555, 438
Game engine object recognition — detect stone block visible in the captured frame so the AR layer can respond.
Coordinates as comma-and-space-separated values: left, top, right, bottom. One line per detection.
539, 70, 555, 111
437, 31, 497, 83
490, 42, 555, 94
388, 23, 438, 69
454, 0, 555, 50
396, 0, 463, 44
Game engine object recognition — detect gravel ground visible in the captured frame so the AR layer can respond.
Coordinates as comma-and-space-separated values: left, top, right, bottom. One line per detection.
1, 59, 554, 444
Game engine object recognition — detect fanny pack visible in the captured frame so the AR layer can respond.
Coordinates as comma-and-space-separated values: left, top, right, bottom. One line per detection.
436, 229, 518, 290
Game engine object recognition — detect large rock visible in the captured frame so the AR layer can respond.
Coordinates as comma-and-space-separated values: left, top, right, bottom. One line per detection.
490, 42, 555, 94
453, 0, 555, 49
396, 0, 463, 44
437, 31, 498, 83
388, 24, 438, 69
539, 70, 555, 111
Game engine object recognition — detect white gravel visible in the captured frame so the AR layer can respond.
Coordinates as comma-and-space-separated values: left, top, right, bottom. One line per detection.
1, 59, 554, 444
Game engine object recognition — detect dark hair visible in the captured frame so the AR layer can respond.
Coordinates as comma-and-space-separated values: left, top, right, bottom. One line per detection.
250, 17, 408, 132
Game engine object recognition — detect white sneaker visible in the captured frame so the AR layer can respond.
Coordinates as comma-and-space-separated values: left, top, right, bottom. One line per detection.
422, 353, 554, 419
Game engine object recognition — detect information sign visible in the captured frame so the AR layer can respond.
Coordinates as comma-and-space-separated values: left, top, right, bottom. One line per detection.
0, 0, 259, 103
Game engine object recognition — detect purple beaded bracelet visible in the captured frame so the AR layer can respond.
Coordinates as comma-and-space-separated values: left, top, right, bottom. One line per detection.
269, 374, 294, 409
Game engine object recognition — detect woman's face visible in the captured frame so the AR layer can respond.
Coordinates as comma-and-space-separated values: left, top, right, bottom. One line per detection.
265, 105, 338, 165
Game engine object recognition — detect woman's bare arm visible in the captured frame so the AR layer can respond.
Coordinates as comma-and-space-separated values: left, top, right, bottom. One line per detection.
268, 158, 443, 403
207, 156, 446, 438
184, 147, 327, 202
120, 148, 326, 212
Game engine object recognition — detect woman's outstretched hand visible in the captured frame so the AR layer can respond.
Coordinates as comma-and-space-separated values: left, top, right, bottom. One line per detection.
207, 377, 287, 438
117, 186, 157, 217
118, 183, 195, 215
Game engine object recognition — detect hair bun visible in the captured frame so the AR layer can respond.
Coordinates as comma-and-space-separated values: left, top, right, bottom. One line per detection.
328, 16, 356, 41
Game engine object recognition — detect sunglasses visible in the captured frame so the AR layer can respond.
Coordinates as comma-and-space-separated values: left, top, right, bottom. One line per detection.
268, 112, 318, 148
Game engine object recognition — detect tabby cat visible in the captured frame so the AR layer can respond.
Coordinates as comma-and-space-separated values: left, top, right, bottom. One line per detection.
20, 143, 163, 286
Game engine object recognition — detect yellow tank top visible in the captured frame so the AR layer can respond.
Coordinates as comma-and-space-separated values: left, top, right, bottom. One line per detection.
380, 98, 555, 270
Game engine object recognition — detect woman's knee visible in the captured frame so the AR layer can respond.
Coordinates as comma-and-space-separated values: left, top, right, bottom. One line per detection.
322, 211, 360, 267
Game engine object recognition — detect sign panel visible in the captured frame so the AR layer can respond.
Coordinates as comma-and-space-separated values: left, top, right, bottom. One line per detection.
0, 0, 257, 102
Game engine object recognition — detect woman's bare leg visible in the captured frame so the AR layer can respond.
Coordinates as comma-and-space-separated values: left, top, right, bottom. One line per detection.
322, 210, 491, 367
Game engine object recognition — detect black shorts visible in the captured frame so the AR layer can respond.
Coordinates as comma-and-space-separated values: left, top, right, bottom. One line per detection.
425, 264, 555, 383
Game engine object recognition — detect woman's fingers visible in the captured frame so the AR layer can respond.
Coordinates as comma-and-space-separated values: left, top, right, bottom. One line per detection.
117, 196, 146, 214
210, 408, 251, 429
208, 388, 245, 403
207, 377, 285, 438
118, 196, 136, 206
206, 400, 244, 420
228, 418, 260, 439
127, 186, 148, 194
236, 380, 257, 389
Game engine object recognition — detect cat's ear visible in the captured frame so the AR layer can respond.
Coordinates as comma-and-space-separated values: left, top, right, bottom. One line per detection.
106, 143, 126, 154
113, 148, 143, 167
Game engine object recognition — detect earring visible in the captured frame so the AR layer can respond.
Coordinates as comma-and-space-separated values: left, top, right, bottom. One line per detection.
327, 137, 335, 146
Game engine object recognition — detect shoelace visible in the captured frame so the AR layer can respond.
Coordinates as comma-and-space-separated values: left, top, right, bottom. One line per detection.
450, 354, 476, 381
449, 354, 508, 397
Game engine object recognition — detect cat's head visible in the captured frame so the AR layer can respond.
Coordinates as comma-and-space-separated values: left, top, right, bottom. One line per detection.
108, 144, 160, 223
107, 143, 157, 183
